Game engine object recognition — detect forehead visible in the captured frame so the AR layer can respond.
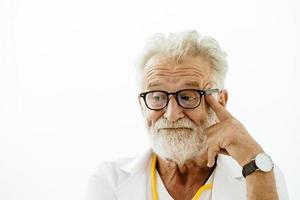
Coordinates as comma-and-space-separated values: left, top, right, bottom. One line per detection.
143, 55, 212, 90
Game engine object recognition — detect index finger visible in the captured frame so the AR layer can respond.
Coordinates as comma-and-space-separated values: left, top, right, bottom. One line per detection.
205, 93, 233, 121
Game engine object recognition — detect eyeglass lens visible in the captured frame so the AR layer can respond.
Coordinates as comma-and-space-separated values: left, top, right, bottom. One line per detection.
145, 90, 202, 110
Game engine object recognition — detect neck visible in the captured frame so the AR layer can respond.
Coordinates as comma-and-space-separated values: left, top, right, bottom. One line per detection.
155, 154, 215, 200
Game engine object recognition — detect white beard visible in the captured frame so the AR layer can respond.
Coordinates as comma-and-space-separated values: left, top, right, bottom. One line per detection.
146, 112, 215, 166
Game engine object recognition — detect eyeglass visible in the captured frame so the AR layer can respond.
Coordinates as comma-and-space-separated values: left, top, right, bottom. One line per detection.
139, 88, 219, 111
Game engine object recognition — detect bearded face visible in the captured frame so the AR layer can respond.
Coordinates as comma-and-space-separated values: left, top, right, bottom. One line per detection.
145, 110, 216, 165
140, 55, 217, 165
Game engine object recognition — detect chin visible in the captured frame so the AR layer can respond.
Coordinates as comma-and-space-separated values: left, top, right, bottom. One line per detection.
148, 129, 207, 166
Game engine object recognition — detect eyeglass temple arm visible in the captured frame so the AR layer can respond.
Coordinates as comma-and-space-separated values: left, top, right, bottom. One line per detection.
204, 88, 219, 96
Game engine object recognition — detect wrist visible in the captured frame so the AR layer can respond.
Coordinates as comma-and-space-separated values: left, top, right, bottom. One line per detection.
239, 147, 264, 167
242, 152, 274, 178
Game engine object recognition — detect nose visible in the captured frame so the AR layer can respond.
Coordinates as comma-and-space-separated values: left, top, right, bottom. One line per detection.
163, 96, 184, 122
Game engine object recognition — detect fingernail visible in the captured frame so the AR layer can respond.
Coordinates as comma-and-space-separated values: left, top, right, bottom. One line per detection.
207, 162, 212, 167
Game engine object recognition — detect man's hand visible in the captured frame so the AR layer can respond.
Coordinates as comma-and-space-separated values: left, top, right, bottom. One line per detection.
205, 94, 264, 168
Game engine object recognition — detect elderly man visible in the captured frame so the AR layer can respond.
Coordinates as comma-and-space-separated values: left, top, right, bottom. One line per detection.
86, 31, 288, 200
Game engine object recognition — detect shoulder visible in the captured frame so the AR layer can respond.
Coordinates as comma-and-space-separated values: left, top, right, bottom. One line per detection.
93, 157, 135, 187
86, 157, 134, 200
86, 149, 153, 200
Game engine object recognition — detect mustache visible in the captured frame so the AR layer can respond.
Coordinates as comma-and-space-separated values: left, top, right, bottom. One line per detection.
153, 118, 196, 129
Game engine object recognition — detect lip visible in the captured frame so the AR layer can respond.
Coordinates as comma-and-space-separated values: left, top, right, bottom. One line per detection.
159, 127, 192, 131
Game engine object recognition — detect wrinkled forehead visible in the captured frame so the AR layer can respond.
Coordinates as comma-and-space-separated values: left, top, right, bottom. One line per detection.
142, 55, 213, 90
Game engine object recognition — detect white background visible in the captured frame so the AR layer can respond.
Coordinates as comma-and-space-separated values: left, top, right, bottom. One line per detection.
0, 0, 299, 199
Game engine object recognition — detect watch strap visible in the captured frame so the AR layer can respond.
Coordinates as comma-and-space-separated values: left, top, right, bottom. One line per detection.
242, 160, 257, 177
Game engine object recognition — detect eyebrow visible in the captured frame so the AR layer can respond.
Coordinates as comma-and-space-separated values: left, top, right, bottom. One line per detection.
147, 81, 161, 89
183, 81, 201, 88
147, 81, 201, 89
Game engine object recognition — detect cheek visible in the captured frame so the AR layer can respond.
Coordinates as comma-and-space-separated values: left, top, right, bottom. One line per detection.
184, 107, 208, 126
143, 109, 164, 128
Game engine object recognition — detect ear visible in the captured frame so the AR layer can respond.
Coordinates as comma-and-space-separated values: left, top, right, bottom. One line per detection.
138, 96, 144, 112
218, 89, 228, 107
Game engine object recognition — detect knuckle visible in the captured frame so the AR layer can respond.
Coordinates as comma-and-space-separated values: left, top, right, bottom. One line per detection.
224, 135, 234, 145
209, 143, 220, 152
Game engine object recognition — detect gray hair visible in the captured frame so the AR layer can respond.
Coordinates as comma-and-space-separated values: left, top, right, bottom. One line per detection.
135, 30, 228, 90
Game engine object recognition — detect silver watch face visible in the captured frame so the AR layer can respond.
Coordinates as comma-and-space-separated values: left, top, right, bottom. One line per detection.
255, 153, 274, 172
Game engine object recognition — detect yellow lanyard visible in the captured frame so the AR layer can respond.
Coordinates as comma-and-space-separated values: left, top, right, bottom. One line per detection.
151, 154, 213, 200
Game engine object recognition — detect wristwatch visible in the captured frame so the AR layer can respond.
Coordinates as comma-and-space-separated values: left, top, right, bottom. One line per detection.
242, 152, 274, 178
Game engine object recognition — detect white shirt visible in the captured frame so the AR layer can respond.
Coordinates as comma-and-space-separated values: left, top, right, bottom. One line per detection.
86, 149, 289, 200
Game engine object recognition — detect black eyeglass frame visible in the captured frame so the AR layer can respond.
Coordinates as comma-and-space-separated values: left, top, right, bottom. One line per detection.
139, 88, 219, 111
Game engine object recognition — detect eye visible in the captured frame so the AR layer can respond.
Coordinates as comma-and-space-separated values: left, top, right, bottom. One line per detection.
151, 92, 167, 101
177, 90, 201, 108
145, 91, 168, 109
179, 92, 197, 101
